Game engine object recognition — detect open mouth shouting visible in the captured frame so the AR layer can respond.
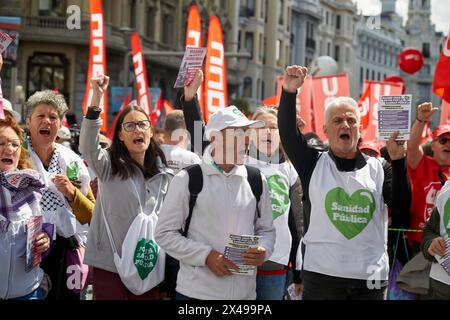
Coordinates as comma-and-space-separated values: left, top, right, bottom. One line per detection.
1, 157, 14, 165
339, 133, 351, 141
133, 137, 145, 145
39, 127, 52, 137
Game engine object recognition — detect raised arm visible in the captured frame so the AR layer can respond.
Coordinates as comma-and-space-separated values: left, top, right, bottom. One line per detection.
182, 70, 209, 155
79, 75, 112, 181
407, 102, 438, 169
278, 66, 320, 185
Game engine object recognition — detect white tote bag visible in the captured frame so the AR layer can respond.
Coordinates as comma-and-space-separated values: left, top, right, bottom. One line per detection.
99, 178, 166, 295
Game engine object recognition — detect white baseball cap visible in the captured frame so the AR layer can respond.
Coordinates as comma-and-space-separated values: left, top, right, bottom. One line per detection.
2, 98, 21, 122
205, 105, 265, 140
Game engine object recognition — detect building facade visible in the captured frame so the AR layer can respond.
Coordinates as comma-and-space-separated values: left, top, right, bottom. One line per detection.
318, 0, 359, 97
356, 0, 403, 96
290, 0, 321, 67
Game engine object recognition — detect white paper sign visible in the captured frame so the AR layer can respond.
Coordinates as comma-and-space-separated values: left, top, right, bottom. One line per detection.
378, 95, 412, 141
224, 234, 261, 276
174, 47, 207, 88
435, 237, 450, 278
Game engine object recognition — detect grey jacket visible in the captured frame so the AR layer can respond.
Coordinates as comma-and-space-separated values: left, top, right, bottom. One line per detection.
79, 117, 172, 273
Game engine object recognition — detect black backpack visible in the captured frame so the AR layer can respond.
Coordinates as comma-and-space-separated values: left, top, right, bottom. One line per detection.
163, 164, 263, 299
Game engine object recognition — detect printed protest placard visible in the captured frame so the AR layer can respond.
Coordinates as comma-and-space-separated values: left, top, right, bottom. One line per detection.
25, 216, 43, 273
174, 47, 206, 88
0, 31, 13, 54
378, 95, 412, 140
224, 234, 261, 276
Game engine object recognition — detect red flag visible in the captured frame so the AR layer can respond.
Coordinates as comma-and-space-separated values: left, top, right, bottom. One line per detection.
262, 96, 277, 107
107, 93, 131, 140
186, 5, 204, 115
361, 81, 404, 141
421, 121, 432, 144
163, 99, 174, 114
312, 74, 350, 141
131, 32, 151, 117
439, 100, 450, 125
151, 91, 163, 126
358, 83, 371, 130
83, 0, 108, 132
204, 16, 228, 122
434, 27, 450, 103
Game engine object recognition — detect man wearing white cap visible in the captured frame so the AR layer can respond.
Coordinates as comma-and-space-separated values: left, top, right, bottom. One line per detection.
155, 71, 275, 300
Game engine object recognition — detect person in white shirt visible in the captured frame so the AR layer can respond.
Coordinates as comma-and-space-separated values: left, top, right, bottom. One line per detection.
159, 110, 200, 174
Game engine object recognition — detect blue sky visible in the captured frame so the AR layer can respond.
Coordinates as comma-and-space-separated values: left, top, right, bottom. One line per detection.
355, 0, 449, 34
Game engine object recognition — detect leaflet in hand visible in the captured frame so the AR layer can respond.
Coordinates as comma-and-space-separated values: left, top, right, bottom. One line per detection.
223, 234, 261, 276
435, 237, 450, 277
378, 95, 412, 141
174, 47, 206, 88
25, 216, 43, 273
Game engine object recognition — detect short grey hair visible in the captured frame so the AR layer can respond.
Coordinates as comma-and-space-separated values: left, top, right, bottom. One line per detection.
252, 106, 278, 120
25, 90, 69, 120
164, 110, 186, 133
324, 97, 360, 124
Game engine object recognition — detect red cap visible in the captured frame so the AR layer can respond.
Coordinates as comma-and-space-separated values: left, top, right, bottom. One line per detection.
431, 124, 450, 140
359, 140, 381, 156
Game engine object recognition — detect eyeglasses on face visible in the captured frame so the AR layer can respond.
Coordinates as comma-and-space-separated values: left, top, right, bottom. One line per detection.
437, 137, 450, 145
0, 139, 22, 152
122, 120, 151, 132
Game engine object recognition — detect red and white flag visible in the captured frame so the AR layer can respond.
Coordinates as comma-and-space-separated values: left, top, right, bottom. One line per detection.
204, 16, 228, 122
131, 32, 152, 117
82, 0, 108, 132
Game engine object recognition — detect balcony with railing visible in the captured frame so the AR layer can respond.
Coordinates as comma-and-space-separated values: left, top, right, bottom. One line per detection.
21, 16, 90, 43
306, 38, 316, 50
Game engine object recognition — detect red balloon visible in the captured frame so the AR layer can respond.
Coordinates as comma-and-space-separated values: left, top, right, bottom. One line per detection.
384, 75, 406, 94
398, 48, 424, 74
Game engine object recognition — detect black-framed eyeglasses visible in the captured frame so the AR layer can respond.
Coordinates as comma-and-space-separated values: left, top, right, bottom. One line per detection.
122, 120, 151, 132
437, 137, 450, 145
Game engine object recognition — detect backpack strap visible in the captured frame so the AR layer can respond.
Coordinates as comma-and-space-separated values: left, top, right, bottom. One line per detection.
245, 165, 263, 218
182, 164, 203, 237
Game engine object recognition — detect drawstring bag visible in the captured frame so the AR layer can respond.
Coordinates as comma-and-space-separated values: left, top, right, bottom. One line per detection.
99, 178, 166, 295
387, 231, 417, 300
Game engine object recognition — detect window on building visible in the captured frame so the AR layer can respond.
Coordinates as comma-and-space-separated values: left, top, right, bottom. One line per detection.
261, 80, 265, 100
336, 15, 341, 30
377, 72, 381, 81
247, 0, 255, 16
38, 0, 65, 16
261, 0, 265, 19
327, 42, 331, 56
259, 33, 264, 61
257, 79, 261, 99
366, 47, 370, 60
245, 32, 254, 59
27, 53, 69, 102
326, 11, 329, 25
366, 69, 370, 80
146, 6, 155, 40
360, 67, 364, 85
243, 77, 253, 98
279, 0, 284, 25
384, 51, 387, 64
276, 39, 281, 64
130, 0, 136, 28
345, 47, 350, 63
422, 42, 430, 58
161, 13, 173, 46
372, 70, 375, 80
334, 45, 340, 62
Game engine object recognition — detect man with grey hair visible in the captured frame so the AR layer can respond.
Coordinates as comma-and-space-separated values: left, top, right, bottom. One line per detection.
278, 65, 410, 300
159, 110, 200, 174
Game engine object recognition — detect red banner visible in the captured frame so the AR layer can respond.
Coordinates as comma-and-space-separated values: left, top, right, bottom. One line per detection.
204, 16, 228, 122
361, 81, 404, 141
83, 0, 108, 132
275, 76, 313, 133
131, 32, 151, 118
186, 5, 204, 118
434, 27, 450, 103
312, 74, 350, 141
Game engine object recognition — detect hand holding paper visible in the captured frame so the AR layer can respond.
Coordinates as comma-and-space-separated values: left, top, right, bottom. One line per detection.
242, 246, 266, 266
386, 131, 407, 160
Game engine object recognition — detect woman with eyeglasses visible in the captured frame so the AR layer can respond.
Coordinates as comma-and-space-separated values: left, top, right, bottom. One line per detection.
0, 111, 51, 300
79, 75, 172, 300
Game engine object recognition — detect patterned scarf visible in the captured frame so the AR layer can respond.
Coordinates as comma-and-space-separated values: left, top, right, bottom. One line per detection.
0, 169, 45, 232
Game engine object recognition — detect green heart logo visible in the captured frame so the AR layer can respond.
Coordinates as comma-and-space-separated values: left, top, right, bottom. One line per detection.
133, 238, 159, 280
267, 175, 290, 220
443, 198, 450, 237
325, 188, 376, 240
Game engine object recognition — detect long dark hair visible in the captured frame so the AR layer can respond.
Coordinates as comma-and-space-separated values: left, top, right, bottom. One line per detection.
109, 105, 166, 180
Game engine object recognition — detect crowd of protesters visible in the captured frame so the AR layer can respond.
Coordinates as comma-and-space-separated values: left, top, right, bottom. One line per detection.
1, 55, 449, 300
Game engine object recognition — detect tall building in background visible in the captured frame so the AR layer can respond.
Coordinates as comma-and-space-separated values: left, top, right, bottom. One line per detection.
290, 0, 321, 67
403, 0, 444, 124
356, 0, 403, 96
231, 0, 292, 110
318, 0, 359, 97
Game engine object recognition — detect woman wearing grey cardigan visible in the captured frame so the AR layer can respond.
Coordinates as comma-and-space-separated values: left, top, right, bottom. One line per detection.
79, 75, 172, 300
